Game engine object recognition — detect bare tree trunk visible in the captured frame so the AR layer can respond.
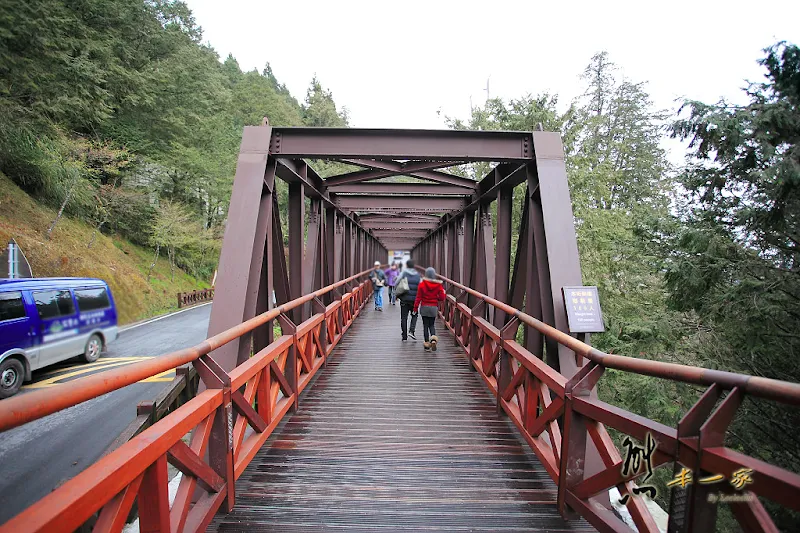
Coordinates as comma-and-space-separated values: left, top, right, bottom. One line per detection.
168, 246, 175, 282
89, 176, 120, 249
88, 219, 106, 248
148, 243, 160, 280
46, 173, 79, 239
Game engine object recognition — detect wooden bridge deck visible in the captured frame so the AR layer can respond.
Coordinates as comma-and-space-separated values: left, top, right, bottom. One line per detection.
210, 301, 595, 532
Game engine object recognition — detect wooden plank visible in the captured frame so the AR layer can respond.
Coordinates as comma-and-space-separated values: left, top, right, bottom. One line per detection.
210, 306, 593, 532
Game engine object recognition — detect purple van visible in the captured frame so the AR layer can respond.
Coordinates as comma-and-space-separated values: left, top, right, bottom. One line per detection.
0, 278, 118, 398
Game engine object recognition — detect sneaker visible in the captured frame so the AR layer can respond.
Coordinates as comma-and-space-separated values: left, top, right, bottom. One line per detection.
430, 335, 438, 351
402, 335, 407, 341
408, 331, 416, 340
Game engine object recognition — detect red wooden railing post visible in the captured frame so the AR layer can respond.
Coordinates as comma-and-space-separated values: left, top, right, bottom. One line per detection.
138, 454, 170, 532
556, 361, 607, 520
278, 313, 299, 412
672, 386, 746, 532
312, 297, 328, 366
192, 353, 235, 514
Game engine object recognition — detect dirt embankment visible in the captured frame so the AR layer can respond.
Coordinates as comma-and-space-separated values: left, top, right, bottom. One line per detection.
0, 173, 211, 324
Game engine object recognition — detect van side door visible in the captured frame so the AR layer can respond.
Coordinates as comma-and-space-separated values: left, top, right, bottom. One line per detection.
74, 286, 114, 332
31, 290, 82, 367
0, 291, 36, 363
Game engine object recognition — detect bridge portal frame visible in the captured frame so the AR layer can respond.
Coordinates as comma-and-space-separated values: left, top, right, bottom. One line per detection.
207, 124, 560, 378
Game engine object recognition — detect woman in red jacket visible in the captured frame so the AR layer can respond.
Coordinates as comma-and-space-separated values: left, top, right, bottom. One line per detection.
413, 267, 446, 351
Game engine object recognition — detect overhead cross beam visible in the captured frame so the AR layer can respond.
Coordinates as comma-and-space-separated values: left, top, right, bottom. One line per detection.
333, 159, 477, 189
269, 128, 534, 161
328, 183, 472, 195
379, 240, 423, 250
360, 220, 440, 230
324, 160, 470, 188
336, 195, 465, 212
371, 229, 431, 239
358, 213, 440, 221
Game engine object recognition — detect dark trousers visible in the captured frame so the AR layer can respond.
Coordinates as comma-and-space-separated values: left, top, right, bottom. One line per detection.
422, 316, 436, 342
387, 285, 396, 304
400, 302, 418, 337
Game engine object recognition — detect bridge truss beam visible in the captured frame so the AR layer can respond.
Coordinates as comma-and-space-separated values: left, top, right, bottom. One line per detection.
207, 125, 387, 374
269, 127, 535, 161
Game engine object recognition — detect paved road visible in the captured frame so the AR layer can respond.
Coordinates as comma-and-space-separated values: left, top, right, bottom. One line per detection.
0, 303, 212, 525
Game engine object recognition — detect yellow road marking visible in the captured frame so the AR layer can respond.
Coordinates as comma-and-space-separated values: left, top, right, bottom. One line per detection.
24, 360, 144, 389
140, 369, 176, 383
37, 357, 152, 378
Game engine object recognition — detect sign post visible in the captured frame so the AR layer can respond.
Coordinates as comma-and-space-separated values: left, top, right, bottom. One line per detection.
1, 238, 33, 279
562, 286, 604, 333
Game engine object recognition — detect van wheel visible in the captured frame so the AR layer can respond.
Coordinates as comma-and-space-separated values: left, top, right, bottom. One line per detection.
82, 334, 103, 363
0, 358, 24, 399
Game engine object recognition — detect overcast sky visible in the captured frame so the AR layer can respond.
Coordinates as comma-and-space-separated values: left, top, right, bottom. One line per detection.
185, 0, 798, 145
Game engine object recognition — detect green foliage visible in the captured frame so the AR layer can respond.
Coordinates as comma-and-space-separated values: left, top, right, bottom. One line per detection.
104, 188, 156, 246
668, 41, 800, 386
444, 94, 570, 180
149, 199, 217, 279
303, 76, 349, 127
668, 42, 800, 530
0, 0, 346, 292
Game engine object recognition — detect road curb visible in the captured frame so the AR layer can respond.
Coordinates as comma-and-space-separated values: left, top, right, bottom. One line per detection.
120, 301, 212, 333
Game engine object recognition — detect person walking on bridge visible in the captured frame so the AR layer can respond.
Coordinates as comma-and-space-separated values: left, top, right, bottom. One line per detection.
384, 263, 399, 305
414, 267, 446, 351
370, 261, 386, 311
397, 260, 420, 340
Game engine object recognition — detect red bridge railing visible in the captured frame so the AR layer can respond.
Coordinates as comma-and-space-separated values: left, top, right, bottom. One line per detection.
2, 268, 799, 533
0, 269, 373, 533
436, 273, 800, 533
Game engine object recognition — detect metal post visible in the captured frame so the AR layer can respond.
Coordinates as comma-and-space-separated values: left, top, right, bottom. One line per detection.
463, 210, 475, 306
495, 185, 514, 394
7, 241, 16, 279
494, 185, 512, 328
206, 125, 272, 373
474, 204, 495, 300
288, 182, 305, 324
334, 215, 343, 281
520, 187, 544, 357
325, 207, 337, 303
254, 162, 276, 350
348, 221, 355, 278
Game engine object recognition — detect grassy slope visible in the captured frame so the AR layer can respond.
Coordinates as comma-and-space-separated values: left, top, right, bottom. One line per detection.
0, 173, 211, 324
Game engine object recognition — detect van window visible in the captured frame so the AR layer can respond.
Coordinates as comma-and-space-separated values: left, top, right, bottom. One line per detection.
75, 288, 111, 312
33, 290, 75, 319
0, 292, 26, 322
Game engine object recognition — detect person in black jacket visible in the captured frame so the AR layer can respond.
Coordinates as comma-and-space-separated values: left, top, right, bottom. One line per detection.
397, 259, 421, 340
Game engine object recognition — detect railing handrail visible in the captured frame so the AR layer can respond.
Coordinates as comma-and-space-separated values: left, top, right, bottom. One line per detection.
436, 272, 800, 406
0, 267, 375, 432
